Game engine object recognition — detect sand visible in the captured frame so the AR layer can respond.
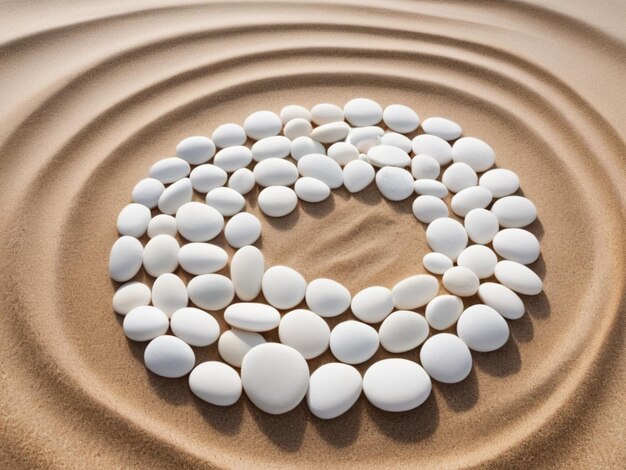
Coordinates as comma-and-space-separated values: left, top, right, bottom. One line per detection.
0, 0, 624, 468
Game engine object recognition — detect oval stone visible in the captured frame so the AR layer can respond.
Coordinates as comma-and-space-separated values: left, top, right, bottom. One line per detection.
143, 234, 179, 277
305, 278, 351, 317
412, 195, 449, 223
343, 159, 375, 193
367, 145, 411, 168
420, 333, 472, 383
189, 361, 242, 406
147, 214, 177, 238
176, 202, 224, 242
329, 320, 379, 364
379, 311, 429, 353
351, 286, 394, 323
109, 236, 143, 282
422, 252, 453, 275
422, 117, 462, 141
380, 132, 412, 153
224, 303, 281, 332
456, 245, 498, 279
344, 98, 383, 126
327, 142, 359, 166
383, 104, 419, 133
310, 121, 350, 144
258, 186, 298, 217
464, 208, 499, 244
413, 179, 449, 198
171, 307, 220, 347
493, 228, 541, 264
278, 309, 330, 359
132, 178, 165, 208
243, 110, 282, 140
310, 103, 343, 125
213, 146, 253, 173
491, 196, 538, 228
457, 304, 510, 352
151, 273, 188, 317
224, 212, 262, 248
149, 157, 190, 184
451, 186, 493, 217
297, 154, 343, 189
218, 329, 266, 368
425, 295, 464, 330
280, 104, 311, 123
253, 158, 298, 187
294, 177, 331, 203
231, 245, 265, 301
187, 274, 234, 310
411, 154, 440, 180
479, 168, 520, 197
228, 168, 256, 195
478, 282, 525, 320
442, 266, 480, 297
391, 274, 439, 309
178, 243, 228, 275
176, 135, 215, 165
307, 363, 362, 419
251, 136, 291, 161
211, 123, 247, 148
291, 136, 326, 160
189, 164, 228, 193
205, 187, 246, 216
411, 134, 453, 165
441, 162, 477, 193
283, 118, 312, 140
375, 167, 414, 201
144, 335, 195, 378
123, 306, 169, 342
426, 217, 468, 261
452, 137, 495, 172
262, 265, 307, 309
112, 281, 151, 315
494, 260, 543, 295
158, 178, 193, 215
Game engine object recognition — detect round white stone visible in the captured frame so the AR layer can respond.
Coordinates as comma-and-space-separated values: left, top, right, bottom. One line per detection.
478, 282, 525, 320
366, 145, 411, 168
442, 266, 480, 297
211, 123, 247, 148
228, 168, 255, 195
243, 110, 282, 140
310, 121, 350, 144
283, 118, 312, 140
414, 179, 449, 198
178, 243, 228, 275
456, 245, 498, 279
142, 234, 179, 277
491, 196, 538, 228
224, 303, 281, 332
328, 142, 359, 166
218, 329, 266, 368
132, 178, 164, 209
189, 361, 242, 406
117, 203, 151, 238
344, 98, 383, 126
151, 273, 188, 317
224, 212, 262, 248
149, 157, 190, 184
329, 320, 379, 364
426, 217, 468, 261
376, 167, 414, 201
213, 146, 253, 173
383, 104, 419, 133
258, 186, 298, 217
310, 103, 344, 125
262, 265, 307, 310
420, 333, 472, 383
294, 177, 331, 203
144, 335, 195, 378
464, 208, 499, 244
452, 137, 495, 172
241, 343, 310, 415
411, 134, 453, 165
231, 245, 264, 301
343, 159, 375, 193
176, 135, 215, 165
441, 162, 478, 193
391, 274, 439, 310
147, 214, 177, 238
381, 132, 412, 153
158, 178, 193, 214
451, 186, 493, 217
422, 117, 462, 141
379, 311, 429, 353
351, 286, 394, 323
307, 363, 362, 419
176, 202, 224, 242
479, 168, 520, 197
457, 304, 510, 352
363, 359, 432, 412
411, 154, 440, 180
187, 274, 234, 311
425, 295, 464, 330
189, 164, 228, 193
494, 260, 543, 295
422, 252, 453, 275
297, 153, 343, 188
123, 306, 169, 342
280, 105, 311, 124
278, 309, 330, 359
251, 136, 291, 161
412, 195, 449, 223
205, 187, 246, 216
171, 307, 220, 347
493, 228, 540, 264
113, 281, 151, 315
305, 278, 351, 318
291, 136, 326, 160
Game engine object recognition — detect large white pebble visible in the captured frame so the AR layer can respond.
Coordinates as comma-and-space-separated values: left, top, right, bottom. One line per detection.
478, 282, 525, 320
452, 137, 495, 172
228, 168, 256, 195
451, 186, 493, 217
494, 260, 543, 295
310, 121, 350, 144
328, 142, 359, 166
343, 159, 375, 193
291, 136, 326, 160
491, 196, 538, 228
311, 103, 344, 125
152, 273, 188, 317
344, 98, 383, 126
411, 154, 440, 180
411, 134, 453, 165
241, 343, 309, 415
297, 154, 343, 188
422, 117, 462, 141
346, 126, 384, 152
171, 307, 220, 347
426, 217, 468, 261
278, 309, 330, 359
457, 304, 510, 352
253, 158, 298, 187
187, 274, 234, 310
251, 136, 292, 161
307, 363, 362, 419
176, 202, 224, 242
189, 361, 242, 406
262, 265, 307, 309
367, 145, 411, 168
224, 212, 262, 248
442, 266, 479, 297
351, 286, 394, 323
479, 168, 520, 197
143, 234, 179, 277
379, 311, 429, 353
158, 178, 193, 215
464, 208, 499, 244
189, 164, 228, 193
305, 278, 351, 317
457, 245, 498, 279
224, 303, 281, 332
420, 333, 472, 383
330, 320, 379, 364
422, 252, 453, 275
383, 104, 419, 133
442, 162, 477, 193
258, 186, 298, 217
243, 110, 282, 140
178, 243, 228, 275
412, 195, 449, 223
376, 167, 414, 201
363, 359, 432, 412
144, 335, 195, 378
493, 228, 540, 264
280, 105, 311, 124
381, 132, 412, 153
149, 157, 190, 184
113, 281, 151, 315
205, 187, 246, 216
213, 146, 253, 173
132, 178, 165, 208
414, 179, 449, 198
294, 177, 331, 203
392, 275, 439, 309
147, 214, 177, 238
218, 329, 266, 367
176, 136, 215, 165
231, 245, 264, 301
123, 306, 169, 341
212, 123, 247, 148
425, 295, 464, 330
283, 118, 312, 140
117, 203, 151, 238
109, 236, 143, 282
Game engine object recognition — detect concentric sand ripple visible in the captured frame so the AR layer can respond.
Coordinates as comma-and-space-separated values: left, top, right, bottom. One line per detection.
1, 1, 624, 468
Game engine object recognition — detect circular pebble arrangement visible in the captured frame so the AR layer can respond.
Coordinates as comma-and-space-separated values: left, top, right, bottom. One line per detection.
110, 98, 543, 418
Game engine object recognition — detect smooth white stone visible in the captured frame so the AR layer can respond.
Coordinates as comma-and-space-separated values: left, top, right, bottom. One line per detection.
297, 154, 343, 188
176, 201, 224, 242
231, 245, 264, 301
491, 196, 538, 228
376, 167, 414, 201
224, 303, 281, 332
457, 304, 510, 352
363, 359, 432, 412
442, 162, 478, 193
310, 121, 350, 144
224, 212, 262, 248
144, 335, 195, 378
147, 214, 177, 238
413, 179, 449, 198
342, 159, 375, 193
422, 252, 453, 275
425, 295, 464, 330
228, 168, 256, 195
327, 142, 359, 166
310, 103, 344, 125
211, 123, 247, 148
117, 203, 151, 238
243, 110, 282, 140
366, 145, 411, 168
213, 146, 253, 173
178, 243, 228, 275
189, 361, 242, 406
426, 217, 468, 261
149, 157, 190, 184
379, 311, 429, 353
113, 281, 151, 315
278, 309, 330, 359
171, 307, 220, 347
464, 208, 499, 245
176, 136, 215, 165
187, 274, 234, 310
109, 236, 143, 282
479, 168, 520, 198
218, 329, 266, 368
291, 136, 326, 160
381, 132, 412, 153
422, 117, 462, 140
253, 158, 298, 187
258, 186, 298, 217
478, 282, 525, 320
123, 306, 169, 342
251, 135, 291, 161
205, 187, 246, 216
241, 343, 310, 414
294, 177, 331, 203
283, 118, 312, 140
493, 228, 540, 264
442, 266, 480, 297
451, 186, 493, 217
494, 260, 543, 295
280, 104, 311, 124
457, 245, 498, 279
419, 333, 472, 383
452, 137, 495, 172
143, 234, 179, 277
343, 98, 383, 126
189, 164, 228, 193
411, 154, 440, 180
411, 134, 453, 165
392, 275, 439, 310
307, 363, 362, 419
346, 126, 384, 152
158, 178, 193, 215
412, 195, 449, 223
305, 278, 351, 318
151, 273, 188, 317
262, 265, 307, 310
383, 104, 419, 133
132, 178, 165, 209
351, 286, 394, 324
329, 320, 379, 364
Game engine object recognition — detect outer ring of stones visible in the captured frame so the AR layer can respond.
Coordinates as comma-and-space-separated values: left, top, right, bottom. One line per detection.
110, 98, 543, 418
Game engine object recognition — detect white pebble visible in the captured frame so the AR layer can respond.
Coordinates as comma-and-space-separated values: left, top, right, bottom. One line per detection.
151, 273, 188, 317
211, 123, 247, 148
452, 137, 495, 172
147, 214, 177, 238
383, 104, 419, 133
494, 260, 543, 295
224, 212, 262, 248
178, 243, 228, 275
310, 103, 344, 125
419, 333, 472, 383
224, 303, 281, 332
411, 134, 453, 165
391, 274, 439, 309
441, 162, 477, 193
346, 126, 384, 152
228, 168, 255, 195
109, 236, 143, 282
464, 208, 499, 244
149, 157, 190, 184
442, 266, 479, 297
457, 304, 510, 352
176, 136, 215, 165
143, 234, 179, 277
189, 361, 242, 406
381, 132, 412, 153
218, 329, 266, 368
258, 186, 298, 217
189, 164, 227, 193
262, 265, 307, 309
158, 178, 192, 215
294, 177, 331, 203
329, 320, 379, 364
144, 335, 195, 378
283, 118, 312, 140
351, 286, 394, 323
278, 309, 330, 359
310, 121, 350, 144
187, 274, 234, 310
280, 105, 311, 123
290, 136, 325, 160
366, 145, 411, 168
363, 359, 431, 412
297, 153, 343, 188
379, 311, 429, 353
113, 281, 151, 315
479, 168, 520, 197
205, 187, 246, 216
425, 295, 464, 330
478, 282, 525, 320
123, 306, 169, 342
414, 179, 449, 198
451, 186, 493, 217
253, 158, 298, 187
493, 228, 540, 264
132, 178, 164, 208
457, 245, 498, 279
213, 146, 253, 173
176, 202, 224, 242
307, 363, 362, 419
491, 196, 538, 228
327, 142, 359, 165
343, 159, 375, 193
426, 217, 468, 261
422, 252, 453, 275
243, 110, 282, 140
422, 117, 462, 141
305, 278, 351, 317
411, 154, 440, 180
117, 203, 151, 238
171, 307, 220, 347
251, 136, 291, 161
376, 167, 414, 201
231, 245, 264, 301
412, 195, 449, 223
344, 98, 383, 126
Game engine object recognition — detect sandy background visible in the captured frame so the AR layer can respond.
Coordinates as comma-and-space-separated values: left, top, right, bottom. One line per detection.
0, 1, 624, 468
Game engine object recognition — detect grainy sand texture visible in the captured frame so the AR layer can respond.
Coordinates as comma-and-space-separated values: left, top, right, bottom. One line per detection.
1, 1, 625, 468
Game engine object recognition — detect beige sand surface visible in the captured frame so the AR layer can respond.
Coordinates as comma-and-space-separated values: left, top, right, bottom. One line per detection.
0, 1, 624, 468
